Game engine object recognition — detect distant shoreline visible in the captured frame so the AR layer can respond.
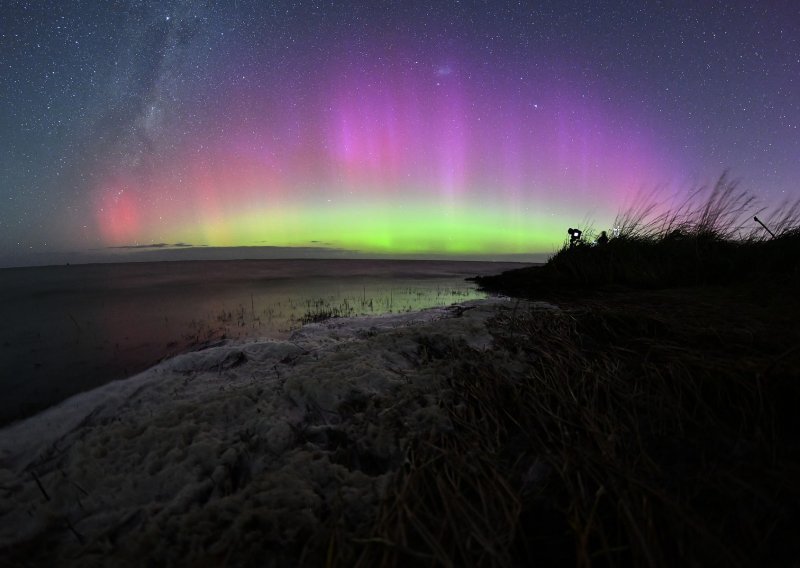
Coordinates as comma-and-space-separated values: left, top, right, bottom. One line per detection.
0, 251, 548, 270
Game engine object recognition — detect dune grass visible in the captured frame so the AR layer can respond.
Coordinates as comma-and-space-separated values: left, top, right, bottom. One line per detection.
476, 174, 800, 296
329, 288, 800, 566
309, 177, 800, 566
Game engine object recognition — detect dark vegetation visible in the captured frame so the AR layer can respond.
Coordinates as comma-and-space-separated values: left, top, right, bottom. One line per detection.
334, 292, 800, 566
476, 173, 800, 297
322, 176, 800, 566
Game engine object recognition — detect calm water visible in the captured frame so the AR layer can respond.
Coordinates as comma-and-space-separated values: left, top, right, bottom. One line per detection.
0, 259, 524, 426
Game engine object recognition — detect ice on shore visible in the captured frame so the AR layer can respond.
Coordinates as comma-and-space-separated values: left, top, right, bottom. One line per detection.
0, 298, 554, 564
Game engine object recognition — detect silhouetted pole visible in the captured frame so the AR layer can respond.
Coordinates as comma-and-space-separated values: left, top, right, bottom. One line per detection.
753, 216, 776, 239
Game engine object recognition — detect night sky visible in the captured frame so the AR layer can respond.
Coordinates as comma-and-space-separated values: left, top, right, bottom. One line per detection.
2, 1, 798, 266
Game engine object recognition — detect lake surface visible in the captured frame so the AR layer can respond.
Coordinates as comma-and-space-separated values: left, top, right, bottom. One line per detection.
0, 259, 526, 426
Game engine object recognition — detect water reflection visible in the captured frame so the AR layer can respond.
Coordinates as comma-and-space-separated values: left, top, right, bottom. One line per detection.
0, 260, 523, 425
191, 279, 483, 340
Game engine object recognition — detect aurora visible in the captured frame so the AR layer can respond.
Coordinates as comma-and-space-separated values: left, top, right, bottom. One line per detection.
2, 1, 797, 265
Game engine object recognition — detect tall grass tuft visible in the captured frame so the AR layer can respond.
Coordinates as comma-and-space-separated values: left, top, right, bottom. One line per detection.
476, 174, 800, 295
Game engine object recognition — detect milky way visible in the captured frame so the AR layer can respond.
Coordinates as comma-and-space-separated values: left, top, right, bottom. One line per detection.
2, 1, 798, 265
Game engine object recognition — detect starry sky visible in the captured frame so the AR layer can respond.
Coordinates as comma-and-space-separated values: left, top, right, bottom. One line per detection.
2, 0, 798, 267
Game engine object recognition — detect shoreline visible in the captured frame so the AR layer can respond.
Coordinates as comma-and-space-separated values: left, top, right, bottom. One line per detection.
1, 259, 526, 427
0, 297, 553, 564
3, 279, 798, 565
0, 298, 517, 458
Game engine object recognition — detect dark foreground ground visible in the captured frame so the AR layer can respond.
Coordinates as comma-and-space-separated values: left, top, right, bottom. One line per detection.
2, 254, 798, 566
423, 277, 800, 566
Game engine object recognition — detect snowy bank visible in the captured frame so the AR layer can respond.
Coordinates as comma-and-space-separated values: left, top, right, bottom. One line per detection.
0, 298, 556, 565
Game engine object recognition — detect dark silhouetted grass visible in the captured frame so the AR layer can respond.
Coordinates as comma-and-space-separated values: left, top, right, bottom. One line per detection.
308, 176, 800, 566
476, 174, 800, 297
332, 289, 800, 566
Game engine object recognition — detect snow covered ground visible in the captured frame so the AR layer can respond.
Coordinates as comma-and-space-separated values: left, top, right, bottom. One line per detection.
0, 297, 555, 565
